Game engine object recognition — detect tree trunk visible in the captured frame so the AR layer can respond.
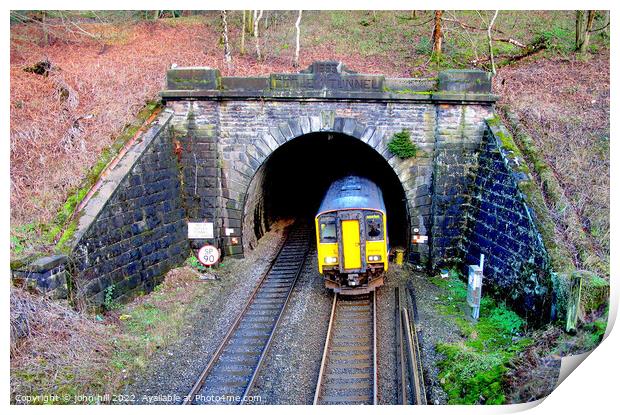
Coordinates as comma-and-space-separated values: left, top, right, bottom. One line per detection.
246, 10, 254, 34
254, 10, 264, 61
487, 11, 499, 75
294, 10, 302, 67
241, 10, 246, 55
576, 10, 596, 52
585, 10, 596, 44
221, 11, 232, 67
432, 10, 443, 56
41, 10, 49, 46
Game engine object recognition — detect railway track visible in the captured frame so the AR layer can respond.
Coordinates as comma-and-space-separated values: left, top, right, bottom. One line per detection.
314, 293, 377, 405
395, 287, 427, 405
183, 225, 310, 405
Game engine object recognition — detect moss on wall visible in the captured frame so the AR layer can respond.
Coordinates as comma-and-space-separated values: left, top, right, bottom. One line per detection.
50, 101, 162, 251
497, 106, 608, 278
487, 112, 609, 332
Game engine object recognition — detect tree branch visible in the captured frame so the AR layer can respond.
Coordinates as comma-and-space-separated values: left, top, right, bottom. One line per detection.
443, 15, 506, 34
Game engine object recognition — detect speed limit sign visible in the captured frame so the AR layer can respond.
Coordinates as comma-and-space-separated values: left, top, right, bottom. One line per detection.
197, 244, 220, 266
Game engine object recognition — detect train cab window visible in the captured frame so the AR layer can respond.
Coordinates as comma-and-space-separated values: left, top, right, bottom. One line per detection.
319, 216, 337, 243
365, 213, 383, 241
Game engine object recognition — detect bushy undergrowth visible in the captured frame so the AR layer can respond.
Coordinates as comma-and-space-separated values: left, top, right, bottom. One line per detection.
432, 272, 531, 404
11, 267, 215, 403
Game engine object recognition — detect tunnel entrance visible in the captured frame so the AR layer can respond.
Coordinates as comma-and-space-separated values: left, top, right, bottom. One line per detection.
242, 132, 410, 252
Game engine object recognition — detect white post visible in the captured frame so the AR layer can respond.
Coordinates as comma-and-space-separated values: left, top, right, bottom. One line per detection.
467, 254, 485, 320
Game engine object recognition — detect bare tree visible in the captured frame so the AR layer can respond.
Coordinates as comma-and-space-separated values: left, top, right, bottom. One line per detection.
254, 10, 264, 61
245, 10, 254, 34
602, 10, 610, 37
576, 10, 596, 52
240, 10, 246, 55
221, 10, 232, 67
487, 10, 499, 74
294, 10, 302, 67
432, 10, 443, 57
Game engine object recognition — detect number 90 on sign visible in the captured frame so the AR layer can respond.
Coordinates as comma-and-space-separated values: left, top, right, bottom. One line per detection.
197, 245, 220, 266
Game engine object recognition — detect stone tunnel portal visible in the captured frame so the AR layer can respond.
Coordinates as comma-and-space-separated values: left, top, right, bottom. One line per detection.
242, 132, 410, 252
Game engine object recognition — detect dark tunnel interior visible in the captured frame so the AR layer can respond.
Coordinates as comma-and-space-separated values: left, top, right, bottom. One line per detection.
243, 132, 410, 250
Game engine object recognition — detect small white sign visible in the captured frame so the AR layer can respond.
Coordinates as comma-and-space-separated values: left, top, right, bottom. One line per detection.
198, 244, 220, 266
412, 234, 428, 244
188, 222, 214, 239
225, 227, 234, 236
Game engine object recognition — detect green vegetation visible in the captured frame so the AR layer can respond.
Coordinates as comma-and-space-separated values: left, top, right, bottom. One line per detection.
579, 271, 610, 314
580, 316, 607, 350
185, 254, 208, 272
534, 26, 575, 56
387, 129, 417, 158
103, 285, 121, 311
432, 272, 531, 404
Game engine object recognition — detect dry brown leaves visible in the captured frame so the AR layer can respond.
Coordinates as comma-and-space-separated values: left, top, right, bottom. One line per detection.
504, 326, 562, 403
10, 287, 113, 399
10, 19, 412, 229
495, 52, 610, 255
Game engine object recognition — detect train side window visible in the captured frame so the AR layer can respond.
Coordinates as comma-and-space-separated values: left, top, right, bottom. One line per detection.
366, 213, 383, 241
319, 217, 337, 243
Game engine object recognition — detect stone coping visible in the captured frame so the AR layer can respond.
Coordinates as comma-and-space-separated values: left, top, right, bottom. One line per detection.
67, 110, 174, 251
161, 61, 498, 103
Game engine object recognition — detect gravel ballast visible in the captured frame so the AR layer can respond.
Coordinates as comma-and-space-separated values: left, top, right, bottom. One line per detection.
406, 270, 461, 405
122, 222, 288, 404
123, 227, 457, 405
247, 245, 333, 404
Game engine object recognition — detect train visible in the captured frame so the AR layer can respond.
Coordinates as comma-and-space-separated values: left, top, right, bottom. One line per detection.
315, 175, 389, 295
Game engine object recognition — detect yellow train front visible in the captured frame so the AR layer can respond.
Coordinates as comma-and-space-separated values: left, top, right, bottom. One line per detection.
315, 176, 389, 295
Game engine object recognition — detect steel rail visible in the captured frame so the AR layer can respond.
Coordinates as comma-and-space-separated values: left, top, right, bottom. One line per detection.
239, 250, 308, 404
400, 303, 427, 405
372, 291, 378, 405
313, 293, 338, 405
395, 288, 408, 404
314, 292, 376, 405
182, 232, 291, 405
407, 305, 427, 404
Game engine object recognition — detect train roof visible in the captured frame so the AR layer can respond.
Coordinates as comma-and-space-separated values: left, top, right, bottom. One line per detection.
316, 176, 386, 216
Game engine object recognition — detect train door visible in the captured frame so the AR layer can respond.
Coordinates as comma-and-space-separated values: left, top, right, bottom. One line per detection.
337, 210, 364, 272
342, 219, 362, 270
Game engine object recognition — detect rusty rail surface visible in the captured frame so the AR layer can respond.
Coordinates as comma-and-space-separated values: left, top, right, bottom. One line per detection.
396, 286, 427, 405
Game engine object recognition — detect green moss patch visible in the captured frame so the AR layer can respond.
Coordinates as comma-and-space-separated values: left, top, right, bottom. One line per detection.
432, 272, 532, 404
579, 271, 609, 314
49, 101, 161, 250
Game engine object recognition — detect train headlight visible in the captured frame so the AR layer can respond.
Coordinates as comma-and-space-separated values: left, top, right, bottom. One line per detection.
368, 255, 382, 261
324, 257, 338, 264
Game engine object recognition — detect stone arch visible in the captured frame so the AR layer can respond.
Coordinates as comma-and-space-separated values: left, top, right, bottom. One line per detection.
236, 113, 418, 253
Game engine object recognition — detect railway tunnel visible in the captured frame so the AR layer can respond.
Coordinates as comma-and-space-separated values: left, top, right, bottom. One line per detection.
242, 131, 410, 252
32, 61, 555, 320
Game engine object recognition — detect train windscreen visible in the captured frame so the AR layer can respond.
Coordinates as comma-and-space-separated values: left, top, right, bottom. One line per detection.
319, 216, 337, 243
365, 212, 383, 241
